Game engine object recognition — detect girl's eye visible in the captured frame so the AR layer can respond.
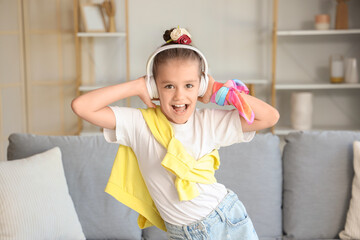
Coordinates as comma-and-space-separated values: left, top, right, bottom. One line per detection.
165, 85, 174, 89
186, 84, 194, 88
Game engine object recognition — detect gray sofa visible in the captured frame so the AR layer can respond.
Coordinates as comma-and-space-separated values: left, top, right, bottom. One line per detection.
6, 131, 359, 240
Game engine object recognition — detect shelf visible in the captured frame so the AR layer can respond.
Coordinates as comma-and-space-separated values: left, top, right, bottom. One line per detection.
277, 29, 360, 36
79, 131, 103, 136
77, 32, 126, 37
274, 126, 360, 136
275, 83, 360, 90
74, 0, 130, 135
218, 79, 268, 85
271, 1, 360, 138
79, 85, 110, 92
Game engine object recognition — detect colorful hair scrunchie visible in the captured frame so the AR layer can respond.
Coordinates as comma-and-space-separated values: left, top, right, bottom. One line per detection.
211, 79, 255, 124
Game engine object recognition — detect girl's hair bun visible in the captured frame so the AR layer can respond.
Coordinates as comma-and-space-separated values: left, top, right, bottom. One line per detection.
162, 27, 192, 45
163, 28, 176, 42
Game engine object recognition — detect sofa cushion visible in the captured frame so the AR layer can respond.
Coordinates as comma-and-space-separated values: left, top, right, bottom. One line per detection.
0, 147, 85, 240
7, 133, 142, 240
217, 133, 282, 240
142, 226, 167, 240
283, 131, 360, 239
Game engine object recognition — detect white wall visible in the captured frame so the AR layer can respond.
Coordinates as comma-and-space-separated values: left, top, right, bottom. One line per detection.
132, 0, 273, 109
91, 0, 272, 108
127, 0, 271, 80
91, 0, 360, 129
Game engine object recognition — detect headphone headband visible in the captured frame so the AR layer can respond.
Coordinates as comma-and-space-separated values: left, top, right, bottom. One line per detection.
146, 44, 208, 78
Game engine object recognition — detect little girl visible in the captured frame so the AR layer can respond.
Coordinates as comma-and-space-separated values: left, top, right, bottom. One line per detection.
71, 27, 279, 240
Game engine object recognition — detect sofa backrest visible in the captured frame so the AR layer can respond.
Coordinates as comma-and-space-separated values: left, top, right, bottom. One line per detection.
282, 131, 360, 240
7, 132, 282, 240
7, 133, 142, 240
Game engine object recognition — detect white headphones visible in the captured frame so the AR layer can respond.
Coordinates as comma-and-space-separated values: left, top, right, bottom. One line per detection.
145, 44, 209, 99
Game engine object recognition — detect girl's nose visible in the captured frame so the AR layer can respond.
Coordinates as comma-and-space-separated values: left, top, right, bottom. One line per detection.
174, 88, 185, 100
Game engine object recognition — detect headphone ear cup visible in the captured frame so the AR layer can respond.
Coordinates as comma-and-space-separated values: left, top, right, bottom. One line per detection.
146, 75, 158, 99
198, 74, 208, 97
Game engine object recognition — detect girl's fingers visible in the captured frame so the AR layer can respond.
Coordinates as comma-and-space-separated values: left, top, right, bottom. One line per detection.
140, 94, 156, 108
137, 76, 157, 108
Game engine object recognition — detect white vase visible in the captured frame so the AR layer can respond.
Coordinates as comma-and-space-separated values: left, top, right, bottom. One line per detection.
344, 58, 359, 83
291, 92, 313, 130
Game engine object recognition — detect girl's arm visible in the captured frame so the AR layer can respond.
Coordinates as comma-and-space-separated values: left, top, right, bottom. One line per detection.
198, 75, 280, 132
237, 92, 280, 132
71, 76, 155, 130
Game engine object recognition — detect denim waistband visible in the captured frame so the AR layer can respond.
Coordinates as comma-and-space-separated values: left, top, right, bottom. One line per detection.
164, 189, 239, 233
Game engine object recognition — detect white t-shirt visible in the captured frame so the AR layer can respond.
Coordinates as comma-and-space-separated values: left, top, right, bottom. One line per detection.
103, 106, 255, 225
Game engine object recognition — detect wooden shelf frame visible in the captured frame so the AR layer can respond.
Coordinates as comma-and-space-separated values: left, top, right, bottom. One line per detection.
73, 0, 130, 135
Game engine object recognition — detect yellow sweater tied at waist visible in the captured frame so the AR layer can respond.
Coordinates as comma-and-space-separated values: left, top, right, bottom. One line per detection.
105, 106, 220, 231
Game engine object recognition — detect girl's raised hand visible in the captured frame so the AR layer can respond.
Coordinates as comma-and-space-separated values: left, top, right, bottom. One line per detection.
137, 76, 157, 108
198, 74, 215, 104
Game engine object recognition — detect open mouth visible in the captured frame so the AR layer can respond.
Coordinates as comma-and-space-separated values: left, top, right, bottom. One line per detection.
172, 104, 188, 113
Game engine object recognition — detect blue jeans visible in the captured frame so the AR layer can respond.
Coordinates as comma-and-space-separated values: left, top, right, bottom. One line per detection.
164, 189, 259, 240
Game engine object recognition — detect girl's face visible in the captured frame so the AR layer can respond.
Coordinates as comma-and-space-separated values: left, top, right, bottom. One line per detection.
155, 58, 201, 124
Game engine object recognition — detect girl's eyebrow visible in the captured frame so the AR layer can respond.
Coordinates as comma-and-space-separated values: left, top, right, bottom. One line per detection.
159, 80, 174, 84
160, 79, 198, 84
186, 79, 198, 83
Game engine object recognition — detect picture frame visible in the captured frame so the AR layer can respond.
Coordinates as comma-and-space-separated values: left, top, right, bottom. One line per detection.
80, 3, 106, 32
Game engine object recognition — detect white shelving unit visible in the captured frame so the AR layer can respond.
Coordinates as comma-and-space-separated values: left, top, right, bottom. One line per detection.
77, 32, 127, 37
240, 79, 268, 85
77, 32, 128, 95
275, 83, 360, 90
78, 84, 110, 92
277, 29, 360, 36
73, 0, 130, 136
271, 0, 360, 136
